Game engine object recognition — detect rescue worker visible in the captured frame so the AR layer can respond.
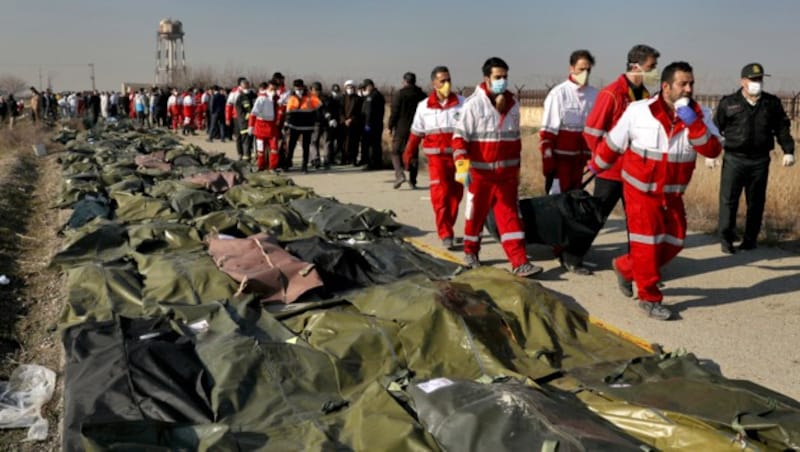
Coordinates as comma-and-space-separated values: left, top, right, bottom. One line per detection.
540, 50, 598, 194
181, 88, 196, 135
234, 79, 256, 161
285, 79, 322, 172
167, 89, 181, 132
360, 79, 385, 170
342, 80, 363, 165
389, 72, 427, 188
452, 57, 543, 278
248, 80, 281, 171
711, 63, 795, 254
403, 65, 465, 250
539, 50, 598, 275
588, 61, 722, 320
584, 44, 661, 220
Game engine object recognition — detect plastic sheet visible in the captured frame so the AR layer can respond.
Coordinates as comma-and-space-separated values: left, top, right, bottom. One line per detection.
0, 364, 57, 441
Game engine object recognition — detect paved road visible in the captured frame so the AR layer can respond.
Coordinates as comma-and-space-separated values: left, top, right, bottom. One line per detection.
187, 134, 800, 400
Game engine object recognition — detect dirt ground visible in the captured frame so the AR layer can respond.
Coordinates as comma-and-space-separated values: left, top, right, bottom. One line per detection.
0, 130, 65, 451
185, 132, 800, 402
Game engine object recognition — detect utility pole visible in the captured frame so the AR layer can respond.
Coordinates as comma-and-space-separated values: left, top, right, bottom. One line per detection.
88, 63, 96, 91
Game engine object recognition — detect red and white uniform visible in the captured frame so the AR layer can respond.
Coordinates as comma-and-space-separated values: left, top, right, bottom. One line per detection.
539, 78, 597, 192
181, 92, 195, 127
167, 92, 180, 130
590, 96, 722, 302
452, 83, 527, 267
248, 89, 280, 170
225, 86, 240, 125
403, 92, 465, 240
583, 74, 650, 182
196, 91, 208, 129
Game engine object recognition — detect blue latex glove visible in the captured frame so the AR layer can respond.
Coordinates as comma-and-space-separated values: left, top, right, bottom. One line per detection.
364, 125, 372, 133
587, 163, 600, 176
676, 106, 697, 126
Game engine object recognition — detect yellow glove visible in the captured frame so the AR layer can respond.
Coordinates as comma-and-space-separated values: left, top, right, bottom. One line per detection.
455, 159, 470, 185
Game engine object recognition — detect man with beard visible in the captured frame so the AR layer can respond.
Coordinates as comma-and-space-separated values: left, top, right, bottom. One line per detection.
588, 62, 722, 320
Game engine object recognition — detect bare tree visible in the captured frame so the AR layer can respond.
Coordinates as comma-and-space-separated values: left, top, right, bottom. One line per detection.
0, 74, 27, 96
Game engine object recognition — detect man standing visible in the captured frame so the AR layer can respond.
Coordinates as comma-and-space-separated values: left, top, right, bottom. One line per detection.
181, 88, 196, 135
328, 84, 344, 164
589, 62, 722, 320
452, 57, 543, 277
249, 80, 280, 171
341, 80, 363, 165
360, 79, 386, 170
403, 65, 464, 250
234, 80, 256, 161
389, 72, 427, 188
167, 89, 180, 132
712, 63, 795, 254
207, 86, 227, 142
584, 45, 661, 220
285, 79, 321, 172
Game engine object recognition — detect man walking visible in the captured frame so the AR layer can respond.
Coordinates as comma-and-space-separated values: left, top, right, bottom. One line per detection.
584, 45, 661, 220
712, 63, 795, 254
589, 62, 722, 320
389, 72, 427, 188
403, 65, 464, 250
453, 57, 543, 278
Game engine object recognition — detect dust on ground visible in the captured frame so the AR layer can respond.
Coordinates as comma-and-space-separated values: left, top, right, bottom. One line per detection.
0, 125, 66, 451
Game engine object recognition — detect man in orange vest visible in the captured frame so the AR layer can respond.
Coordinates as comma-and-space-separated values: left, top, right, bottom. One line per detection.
285, 79, 322, 173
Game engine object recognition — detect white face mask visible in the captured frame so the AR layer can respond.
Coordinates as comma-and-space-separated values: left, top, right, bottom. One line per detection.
747, 81, 762, 96
295, 89, 304, 97
346, 88, 355, 95
572, 70, 589, 86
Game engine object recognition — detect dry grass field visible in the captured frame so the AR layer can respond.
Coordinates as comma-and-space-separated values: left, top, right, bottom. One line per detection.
517, 130, 800, 244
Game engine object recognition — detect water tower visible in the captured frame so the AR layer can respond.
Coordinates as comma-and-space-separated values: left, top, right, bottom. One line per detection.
155, 19, 186, 85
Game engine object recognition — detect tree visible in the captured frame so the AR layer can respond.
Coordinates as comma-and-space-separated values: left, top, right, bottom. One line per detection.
0, 74, 27, 97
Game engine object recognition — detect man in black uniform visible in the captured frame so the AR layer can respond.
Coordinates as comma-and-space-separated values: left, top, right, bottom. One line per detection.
712, 63, 795, 254
360, 78, 385, 170
389, 72, 427, 188
235, 79, 256, 161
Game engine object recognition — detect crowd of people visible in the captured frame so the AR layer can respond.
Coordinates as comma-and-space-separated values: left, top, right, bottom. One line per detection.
2, 47, 795, 321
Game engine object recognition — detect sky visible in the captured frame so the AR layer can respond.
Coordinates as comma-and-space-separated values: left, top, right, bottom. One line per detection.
1, 0, 799, 94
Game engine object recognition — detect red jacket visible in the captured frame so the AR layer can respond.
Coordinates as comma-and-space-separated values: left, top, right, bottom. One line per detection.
539, 78, 598, 171
452, 83, 521, 176
583, 74, 650, 181
225, 86, 240, 123
403, 92, 463, 165
591, 95, 722, 196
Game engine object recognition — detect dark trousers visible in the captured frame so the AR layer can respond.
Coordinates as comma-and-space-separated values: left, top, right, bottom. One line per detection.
363, 126, 383, 169
207, 113, 225, 141
311, 126, 330, 166
391, 130, 417, 184
235, 119, 251, 157
719, 153, 770, 245
593, 177, 624, 220
344, 125, 362, 164
287, 129, 313, 170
